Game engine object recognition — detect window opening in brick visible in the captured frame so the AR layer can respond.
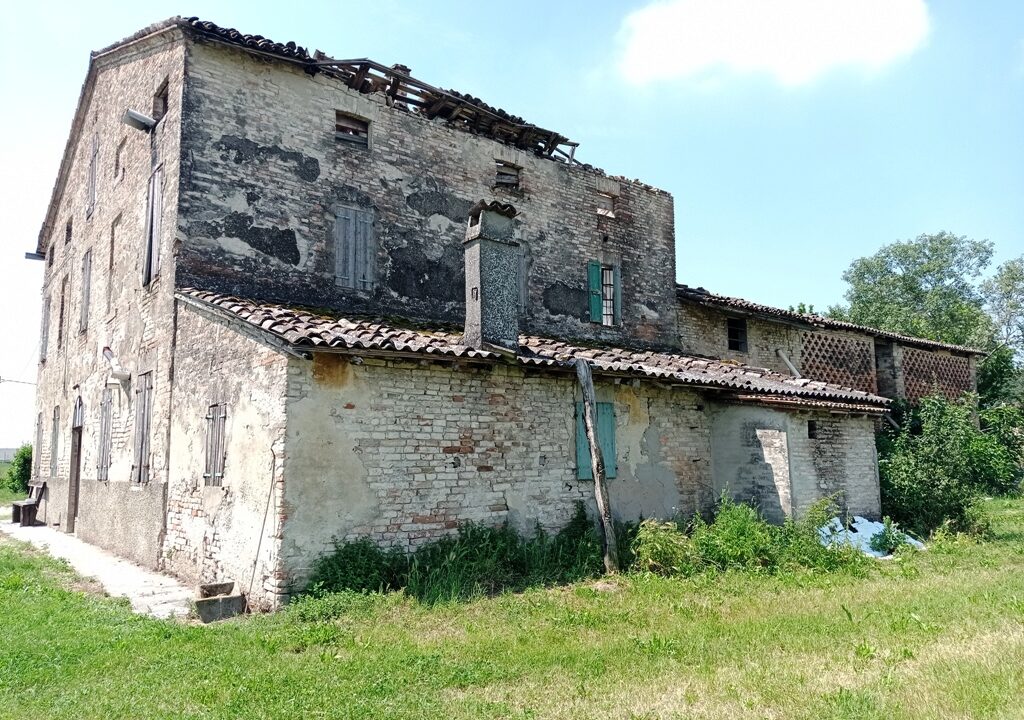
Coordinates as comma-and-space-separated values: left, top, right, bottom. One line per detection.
807, 420, 818, 439
114, 137, 127, 183
79, 249, 91, 333
588, 261, 621, 326
334, 205, 376, 290
204, 404, 228, 486
601, 266, 616, 326
56, 277, 68, 350
132, 372, 153, 484
495, 160, 520, 189
152, 80, 169, 123
335, 111, 369, 147
596, 192, 616, 217
97, 388, 112, 481
727, 317, 748, 352
65, 218, 73, 245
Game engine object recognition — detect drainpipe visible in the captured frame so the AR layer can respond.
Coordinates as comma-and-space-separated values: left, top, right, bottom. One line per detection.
776, 349, 801, 378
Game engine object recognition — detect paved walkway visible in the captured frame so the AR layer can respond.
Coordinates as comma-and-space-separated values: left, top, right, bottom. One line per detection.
0, 512, 193, 619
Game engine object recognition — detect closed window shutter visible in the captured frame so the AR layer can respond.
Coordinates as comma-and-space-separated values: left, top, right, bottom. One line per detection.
335, 207, 354, 287
40, 297, 50, 360
133, 373, 153, 483
143, 167, 163, 286
50, 406, 60, 479
355, 210, 374, 289
575, 402, 617, 480
97, 389, 111, 481
587, 261, 602, 322
80, 250, 92, 332
335, 206, 375, 290
216, 404, 227, 481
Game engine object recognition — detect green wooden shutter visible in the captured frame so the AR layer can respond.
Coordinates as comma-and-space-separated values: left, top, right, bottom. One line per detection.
587, 261, 602, 322
575, 402, 617, 480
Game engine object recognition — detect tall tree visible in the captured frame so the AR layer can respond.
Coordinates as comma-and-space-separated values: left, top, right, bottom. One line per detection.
828, 232, 995, 347
981, 257, 1024, 356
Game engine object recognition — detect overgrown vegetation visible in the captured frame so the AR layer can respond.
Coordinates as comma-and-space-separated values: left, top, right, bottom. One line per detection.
878, 395, 1024, 536
1, 444, 31, 497
630, 496, 867, 577
3, 498, 1024, 719
307, 503, 604, 602
868, 517, 910, 554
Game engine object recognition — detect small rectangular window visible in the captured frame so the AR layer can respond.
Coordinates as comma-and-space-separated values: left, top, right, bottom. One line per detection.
495, 160, 520, 189
65, 218, 73, 246
114, 138, 127, 183
57, 277, 68, 350
575, 402, 617, 479
143, 166, 163, 286
588, 261, 621, 326
97, 388, 113, 481
204, 404, 228, 486
335, 111, 369, 147
807, 420, 819, 439
153, 80, 169, 123
596, 192, 616, 217
86, 135, 98, 217
48, 244, 55, 268
132, 372, 154, 484
39, 296, 50, 361
79, 249, 92, 333
50, 406, 60, 479
334, 205, 376, 290
727, 318, 748, 352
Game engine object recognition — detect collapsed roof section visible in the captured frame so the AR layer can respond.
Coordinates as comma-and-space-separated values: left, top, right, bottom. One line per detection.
178, 289, 891, 414
677, 284, 986, 356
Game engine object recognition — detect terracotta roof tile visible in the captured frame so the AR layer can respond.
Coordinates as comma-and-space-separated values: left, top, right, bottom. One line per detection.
179, 289, 890, 412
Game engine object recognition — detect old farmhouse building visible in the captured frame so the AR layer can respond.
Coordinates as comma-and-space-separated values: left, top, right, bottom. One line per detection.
28, 17, 982, 608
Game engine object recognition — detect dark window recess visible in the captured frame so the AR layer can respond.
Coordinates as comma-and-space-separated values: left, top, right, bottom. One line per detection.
807, 420, 818, 439
575, 401, 617, 480
588, 261, 621, 326
47, 245, 54, 268
65, 218, 73, 245
495, 160, 520, 188
334, 205, 376, 290
114, 138, 127, 183
56, 277, 68, 350
335, 111, 369, 147
79, 249, 92, 333
152, 81, 169, 123
143, 166, 163, 286
97, 388, 112, 481
727, 318, 748, 352
596, 192, 616, 217
204, 404, 227, 486
86, 135, 98, 217
132, 372, 153, 484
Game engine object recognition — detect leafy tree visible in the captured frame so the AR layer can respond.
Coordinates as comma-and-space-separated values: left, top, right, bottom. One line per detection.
981, 256, 1024, 356
3, 444, 32, 495
977, 346, 1023, 408
828, 232, 995, 348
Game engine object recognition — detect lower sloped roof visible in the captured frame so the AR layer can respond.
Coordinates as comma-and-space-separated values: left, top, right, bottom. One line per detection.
178, 289, 890, 412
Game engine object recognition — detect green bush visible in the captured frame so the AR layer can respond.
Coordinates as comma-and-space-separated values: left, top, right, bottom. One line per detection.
2, 444, 31, 495
879, 395, 1023, 536
306, 502, 603, 603
629, 496, 866, 578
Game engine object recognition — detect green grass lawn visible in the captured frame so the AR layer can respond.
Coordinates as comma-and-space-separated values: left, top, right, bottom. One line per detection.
0, 461, 26, 505
2, 499, 1023, 720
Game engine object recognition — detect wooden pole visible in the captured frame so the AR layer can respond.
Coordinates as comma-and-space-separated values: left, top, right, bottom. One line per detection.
574, 359, 620, 574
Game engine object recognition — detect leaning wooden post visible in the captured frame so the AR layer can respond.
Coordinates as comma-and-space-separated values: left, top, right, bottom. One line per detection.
574, 358, 620, 574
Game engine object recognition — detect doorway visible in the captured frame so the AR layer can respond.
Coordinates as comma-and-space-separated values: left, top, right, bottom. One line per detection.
67, 396, 84, 534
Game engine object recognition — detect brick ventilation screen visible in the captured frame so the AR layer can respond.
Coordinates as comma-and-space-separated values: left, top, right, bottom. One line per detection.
902, 349, 973, 403
800, 333, 876, 393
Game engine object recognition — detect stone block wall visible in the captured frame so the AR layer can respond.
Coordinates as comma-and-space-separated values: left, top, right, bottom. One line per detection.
176, 39, 678, 347
163, 302, 289, 609
31, 31, 186, 567
277, 354, 714, 593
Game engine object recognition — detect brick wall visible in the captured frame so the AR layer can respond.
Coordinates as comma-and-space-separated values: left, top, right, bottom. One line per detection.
900, 347, 976, 403
176, 40, 678, 348
31, 31, 186, 566
676, 303, 799, 374
799, 330, 877, 393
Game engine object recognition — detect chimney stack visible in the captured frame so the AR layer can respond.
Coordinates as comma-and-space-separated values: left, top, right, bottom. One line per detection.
463, 201, 519, 352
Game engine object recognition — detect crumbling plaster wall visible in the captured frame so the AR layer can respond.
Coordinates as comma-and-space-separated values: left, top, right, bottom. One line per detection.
31, 32, 186, 567
163, 303, 289, 609
277, 355, 714, 593
176, 40, 678, 347
710, 406, 880, 523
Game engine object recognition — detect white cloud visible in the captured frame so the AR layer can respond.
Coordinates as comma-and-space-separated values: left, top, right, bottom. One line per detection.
617, 0, 930, 87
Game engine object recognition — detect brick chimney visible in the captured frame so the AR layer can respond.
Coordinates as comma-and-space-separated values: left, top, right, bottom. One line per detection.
463, 201, 519, 352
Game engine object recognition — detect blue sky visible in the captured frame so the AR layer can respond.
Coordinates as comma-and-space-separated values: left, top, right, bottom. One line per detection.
0, 0, 1021, 445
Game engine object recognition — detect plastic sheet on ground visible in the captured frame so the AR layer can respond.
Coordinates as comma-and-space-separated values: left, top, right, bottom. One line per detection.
818, 516, 924, 558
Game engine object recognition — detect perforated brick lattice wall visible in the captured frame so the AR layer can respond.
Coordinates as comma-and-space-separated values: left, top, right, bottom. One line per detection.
800, 332, 876, 393
902, 349, 973, 403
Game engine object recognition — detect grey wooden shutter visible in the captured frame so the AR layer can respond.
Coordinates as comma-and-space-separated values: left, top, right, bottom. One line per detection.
215, 404, 227, 483
39, 297, 50, 360
133, 373, 153, 483
335, 206, 375, 289
334, 206, 354, 287
97, 388, 112, 481
50, 406, 60, 479
80, 250, 92, 332
143, 167, 163, 286
87, 135, 98, 216
612, 265, 622, 326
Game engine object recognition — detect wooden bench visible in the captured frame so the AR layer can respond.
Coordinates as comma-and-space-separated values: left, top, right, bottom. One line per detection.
11, 481, 46, 527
